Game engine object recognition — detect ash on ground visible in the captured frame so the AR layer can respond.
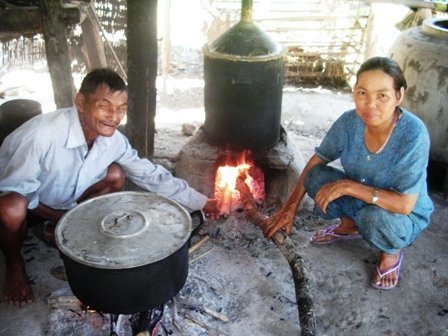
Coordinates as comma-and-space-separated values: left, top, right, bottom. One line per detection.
45, 212, 310, 336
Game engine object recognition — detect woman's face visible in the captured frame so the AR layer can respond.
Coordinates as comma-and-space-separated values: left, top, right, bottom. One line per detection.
76, 84, 128, 142
353, 69, 404, 128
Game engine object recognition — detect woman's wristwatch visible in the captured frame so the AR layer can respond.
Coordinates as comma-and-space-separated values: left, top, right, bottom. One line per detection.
372, 188, 379, 205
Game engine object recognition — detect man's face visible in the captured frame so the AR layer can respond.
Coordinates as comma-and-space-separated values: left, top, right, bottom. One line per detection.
76, 84, 128, 143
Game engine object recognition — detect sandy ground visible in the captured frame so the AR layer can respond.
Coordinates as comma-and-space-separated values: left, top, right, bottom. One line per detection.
0, 72, 447, 335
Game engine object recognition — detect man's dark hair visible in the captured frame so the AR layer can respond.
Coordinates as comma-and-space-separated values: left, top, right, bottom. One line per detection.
79, 68, 127, 96
356, 57, 407, 91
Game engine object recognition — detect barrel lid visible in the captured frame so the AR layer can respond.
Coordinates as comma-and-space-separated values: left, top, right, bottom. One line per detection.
55, 191, 192, 269
203, 21, 285, 61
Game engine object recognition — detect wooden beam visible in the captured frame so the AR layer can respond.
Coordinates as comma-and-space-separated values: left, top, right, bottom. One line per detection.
0, 5, 81, 39
362, 0, 435, 9
126, 0, 158, 159
80, 5, 107, 70
39, 0, 76, 108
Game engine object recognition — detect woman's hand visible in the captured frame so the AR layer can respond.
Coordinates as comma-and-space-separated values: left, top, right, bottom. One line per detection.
314, 179, 350, 214
262, 202, 299, 238
263, 154, 326, 239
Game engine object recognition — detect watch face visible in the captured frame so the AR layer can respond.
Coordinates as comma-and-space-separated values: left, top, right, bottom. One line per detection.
372, 189, 379, 204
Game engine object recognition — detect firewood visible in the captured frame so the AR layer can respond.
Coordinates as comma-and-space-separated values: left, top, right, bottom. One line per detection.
47, 294, 84, 310
235, 174, 286, 244
182, 313, 229, 336
190, 247, 215, 264
182, 302, 229, 323
189, 235, 210, 254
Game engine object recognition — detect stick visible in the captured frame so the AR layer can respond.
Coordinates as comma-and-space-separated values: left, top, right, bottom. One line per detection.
189, 235, 209, 254
189, 247, 215, 264
182, 313, 229, 336
181, 302, 229, 323
202, 306, 229, 323
172, 320, 186, 336
47, 295, 84, 310
172, 297, 187, 336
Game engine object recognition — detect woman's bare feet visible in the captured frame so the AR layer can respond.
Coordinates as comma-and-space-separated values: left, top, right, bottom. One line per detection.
3, 257, 34, 306
311, 216, 360, 244
371, 250, 403, 290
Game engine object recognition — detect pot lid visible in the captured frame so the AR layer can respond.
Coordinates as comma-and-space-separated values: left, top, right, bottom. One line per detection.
55, 191, 192, 269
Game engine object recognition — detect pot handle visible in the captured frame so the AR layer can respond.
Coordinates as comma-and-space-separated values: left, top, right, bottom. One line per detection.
189, 210, 205, 245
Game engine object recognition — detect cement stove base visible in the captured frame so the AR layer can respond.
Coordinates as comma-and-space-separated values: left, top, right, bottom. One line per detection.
175, 127, 305, 207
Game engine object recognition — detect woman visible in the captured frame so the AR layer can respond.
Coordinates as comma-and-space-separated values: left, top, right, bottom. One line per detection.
263, 57, 433, 290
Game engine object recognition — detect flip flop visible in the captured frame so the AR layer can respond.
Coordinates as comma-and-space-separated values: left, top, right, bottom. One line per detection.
310, 224, 362, 245
371, 251, 404, 290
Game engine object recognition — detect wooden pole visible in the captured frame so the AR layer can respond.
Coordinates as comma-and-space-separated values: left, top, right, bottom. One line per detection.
80, 4, 107, 70
126, 0, 158, 158
39, 0, 76, 108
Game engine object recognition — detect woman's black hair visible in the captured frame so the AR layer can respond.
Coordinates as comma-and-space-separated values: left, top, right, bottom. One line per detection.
79, 68, 127, 96
356, 57, 407, 91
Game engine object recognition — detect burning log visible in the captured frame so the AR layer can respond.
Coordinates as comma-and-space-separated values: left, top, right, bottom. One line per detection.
236, 174, 317, 336
235, 174, 285, 244
214, 150, 265, 217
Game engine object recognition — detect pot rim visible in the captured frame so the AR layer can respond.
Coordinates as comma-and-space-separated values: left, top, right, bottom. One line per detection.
422, 18, 448, 39
55, 191, 192, 269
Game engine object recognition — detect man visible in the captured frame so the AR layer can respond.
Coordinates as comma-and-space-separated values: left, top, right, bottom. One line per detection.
0, 68, 217, 306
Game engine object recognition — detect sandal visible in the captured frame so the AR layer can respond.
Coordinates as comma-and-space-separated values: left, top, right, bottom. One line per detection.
310, 224, 362, 245
371, 251, 403, 290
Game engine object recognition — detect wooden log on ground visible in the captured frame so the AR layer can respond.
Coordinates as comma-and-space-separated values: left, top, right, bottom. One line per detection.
236, 175, 317, 336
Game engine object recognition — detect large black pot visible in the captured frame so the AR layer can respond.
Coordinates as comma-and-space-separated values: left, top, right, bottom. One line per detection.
55, 192, 192, 314
203, 0, 285, 150
0, 99, 42, 145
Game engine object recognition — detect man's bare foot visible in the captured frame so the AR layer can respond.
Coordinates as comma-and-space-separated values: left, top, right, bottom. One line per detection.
371, 250, 403, 290
3, 258, 34, 306
311, 217, 361, 244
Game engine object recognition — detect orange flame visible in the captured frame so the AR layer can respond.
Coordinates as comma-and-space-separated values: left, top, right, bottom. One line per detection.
214, 153, 265, 216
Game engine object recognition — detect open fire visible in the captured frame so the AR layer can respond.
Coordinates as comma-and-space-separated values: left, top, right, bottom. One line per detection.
214, 151, 265, 216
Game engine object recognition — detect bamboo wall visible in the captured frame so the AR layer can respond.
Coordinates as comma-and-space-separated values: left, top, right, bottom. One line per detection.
1, 0, 372, 88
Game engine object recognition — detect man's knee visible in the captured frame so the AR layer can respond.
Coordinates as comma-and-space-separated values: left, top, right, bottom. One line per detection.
0, 192, 28, 229
106, 163, 125, 190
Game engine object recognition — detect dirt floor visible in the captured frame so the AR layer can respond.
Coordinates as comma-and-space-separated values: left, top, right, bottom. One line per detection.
0, 70, 447, 335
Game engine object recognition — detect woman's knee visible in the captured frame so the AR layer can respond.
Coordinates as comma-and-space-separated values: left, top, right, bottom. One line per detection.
106, 163, 125, 191
304, 165, 346, 198
356, 206, 411, 251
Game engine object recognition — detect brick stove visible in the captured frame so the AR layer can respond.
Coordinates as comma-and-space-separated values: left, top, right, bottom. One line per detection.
175, 127, 304, 211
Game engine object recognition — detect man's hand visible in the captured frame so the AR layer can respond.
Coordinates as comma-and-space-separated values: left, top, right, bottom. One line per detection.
203, 198, 219, 220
